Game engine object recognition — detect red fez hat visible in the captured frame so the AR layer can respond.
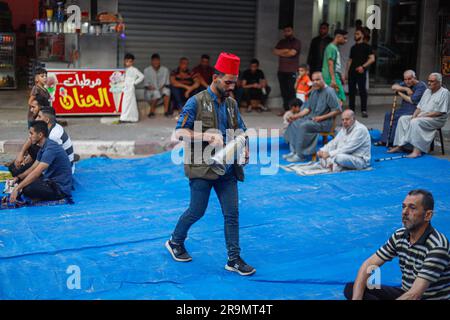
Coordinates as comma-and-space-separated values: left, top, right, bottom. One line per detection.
214, 52, 240, 76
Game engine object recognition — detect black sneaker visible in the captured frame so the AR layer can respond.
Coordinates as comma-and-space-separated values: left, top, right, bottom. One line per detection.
225, 256, 256, 276
362, 111, 368, 118
165, 240, 192, 262
148, 112, 156, 118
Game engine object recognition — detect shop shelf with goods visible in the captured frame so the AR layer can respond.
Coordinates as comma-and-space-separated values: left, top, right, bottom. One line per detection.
34, 3, 125, 71
0, 33, 17, 89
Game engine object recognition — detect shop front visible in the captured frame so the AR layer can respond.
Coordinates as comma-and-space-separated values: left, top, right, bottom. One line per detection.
312, 0, 423, 84
0, 0, 126, 115
36, 0, 125, 115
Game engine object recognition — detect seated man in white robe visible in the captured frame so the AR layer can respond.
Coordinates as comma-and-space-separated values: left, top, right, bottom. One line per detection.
317, 109, 371, 171
388, 73, 449, 158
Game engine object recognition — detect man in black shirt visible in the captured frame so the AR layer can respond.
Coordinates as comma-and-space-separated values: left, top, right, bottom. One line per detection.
273, 25, 302, 115
346, 29, 375, 118
307, 22, 333, 73
241, 59, 270, 112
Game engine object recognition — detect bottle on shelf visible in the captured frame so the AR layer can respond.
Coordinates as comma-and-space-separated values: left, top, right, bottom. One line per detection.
56, 2, 64, 23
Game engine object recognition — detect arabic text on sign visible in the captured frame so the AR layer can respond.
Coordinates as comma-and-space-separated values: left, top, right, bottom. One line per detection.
59, 87, 111, 110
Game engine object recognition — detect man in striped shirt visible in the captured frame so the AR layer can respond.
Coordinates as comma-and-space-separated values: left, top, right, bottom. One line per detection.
344, 189, 450, 300
36, 108, 75, 173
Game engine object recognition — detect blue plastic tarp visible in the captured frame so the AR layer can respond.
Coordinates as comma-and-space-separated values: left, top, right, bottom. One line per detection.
1, 136, 449, 300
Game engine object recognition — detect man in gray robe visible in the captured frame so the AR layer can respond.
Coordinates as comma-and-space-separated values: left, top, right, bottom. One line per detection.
389, 73, 449, 158
284, 72, 342, 162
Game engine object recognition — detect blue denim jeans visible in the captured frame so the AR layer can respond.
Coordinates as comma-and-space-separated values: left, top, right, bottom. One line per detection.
171, 173, 241, 260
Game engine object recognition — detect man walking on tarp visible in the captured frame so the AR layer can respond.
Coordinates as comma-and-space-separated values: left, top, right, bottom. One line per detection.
165, 52, 256, 276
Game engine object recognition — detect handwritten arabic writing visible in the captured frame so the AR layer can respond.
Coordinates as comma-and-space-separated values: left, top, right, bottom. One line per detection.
62, 73, 103, 89
48, 69, 125, 115
59, 87, 111, 110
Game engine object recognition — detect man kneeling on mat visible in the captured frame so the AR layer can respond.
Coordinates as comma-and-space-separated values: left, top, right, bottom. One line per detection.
8, 100, 43, 177
317, 109, 371, 171
344, 189, 450, 300
9, 121, 73, 203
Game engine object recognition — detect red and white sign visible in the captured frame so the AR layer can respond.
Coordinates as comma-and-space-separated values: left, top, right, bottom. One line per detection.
47, 69, 125, 116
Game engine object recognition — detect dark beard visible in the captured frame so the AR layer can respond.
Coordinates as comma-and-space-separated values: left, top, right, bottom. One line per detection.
215, 82, 231, 98
221, 90, 231, 98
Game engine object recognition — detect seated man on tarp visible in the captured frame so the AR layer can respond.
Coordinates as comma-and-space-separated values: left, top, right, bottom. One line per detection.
317, 109, 371, 171
283, 71, 342, 162
344, 189, 450, 300
7, 100, 43, 177
36, 107, 75, 174
8, 121, 73, 204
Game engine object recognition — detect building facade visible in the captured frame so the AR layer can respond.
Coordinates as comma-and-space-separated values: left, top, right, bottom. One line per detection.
118, 0, 446, 101
1, 0, 446, 97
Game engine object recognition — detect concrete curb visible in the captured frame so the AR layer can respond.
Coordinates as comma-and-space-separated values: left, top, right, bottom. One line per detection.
0, 140, 180, 157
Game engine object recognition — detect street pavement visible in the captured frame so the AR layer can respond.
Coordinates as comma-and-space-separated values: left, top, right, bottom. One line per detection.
1, 89, 449, 161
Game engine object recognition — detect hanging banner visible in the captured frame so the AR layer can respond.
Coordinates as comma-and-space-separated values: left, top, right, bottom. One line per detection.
47, 69, 125, 116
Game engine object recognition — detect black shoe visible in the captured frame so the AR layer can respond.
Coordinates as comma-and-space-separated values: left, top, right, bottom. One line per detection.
362, 111, 368, 118
165, 240, 192, 262
374, 141, 386, 147
148, 112, 156, 118
225, 256, 256, 276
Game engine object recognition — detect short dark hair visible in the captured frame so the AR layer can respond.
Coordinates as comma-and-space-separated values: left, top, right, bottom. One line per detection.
151, 53, 160, 60
408, 189, 434, 211
334, 29, 348, 36
201, 54, 210, 60
40, 106, 55, 114
180, 57, 189, 62
320, 22, 329, 28
250, 58, 259, 66
289, 98, 303, 109
30, 120, 49, 137
283, 24, 293, 30
355, 19, 363, 27
299, 63, 309, 70
124, 53, 135, 60
35, 67, 47, 75
214, 69, 226, 77
40, 107, 56, 123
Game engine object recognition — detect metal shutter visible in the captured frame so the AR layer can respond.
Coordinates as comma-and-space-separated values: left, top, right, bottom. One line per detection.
118, 0, 258, 73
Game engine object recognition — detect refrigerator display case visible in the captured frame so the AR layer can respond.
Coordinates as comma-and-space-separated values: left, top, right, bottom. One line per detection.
0, 33, 17, 89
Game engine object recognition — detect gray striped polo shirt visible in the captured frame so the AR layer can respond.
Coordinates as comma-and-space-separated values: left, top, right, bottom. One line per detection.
376, 225, 450, 300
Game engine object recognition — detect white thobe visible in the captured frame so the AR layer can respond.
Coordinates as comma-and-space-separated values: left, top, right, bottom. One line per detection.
394, 87, 449, 152
120, 66, 144, 122
143, 65, 170, 101
320, 120, 371, 171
